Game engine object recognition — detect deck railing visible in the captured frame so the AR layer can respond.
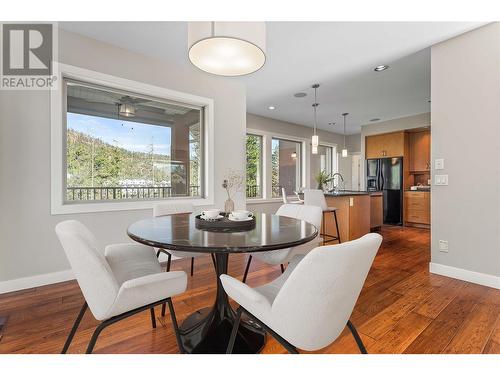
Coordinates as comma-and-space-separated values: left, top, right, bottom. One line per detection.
66, 185, 200, 201
246, 185, 261, 198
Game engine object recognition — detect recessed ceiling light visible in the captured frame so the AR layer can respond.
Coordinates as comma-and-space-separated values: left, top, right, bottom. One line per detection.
268, 106, 276, 110
374, 65, 389, 72
370, 118, 380, 122
294, 92, 307, 98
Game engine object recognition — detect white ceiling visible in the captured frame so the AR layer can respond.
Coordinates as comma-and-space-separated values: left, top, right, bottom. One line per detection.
60, 21, 485, 134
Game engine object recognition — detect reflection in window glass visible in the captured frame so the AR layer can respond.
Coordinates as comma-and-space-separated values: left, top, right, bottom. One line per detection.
64, 79, 204, 202
271, 138, 302, 198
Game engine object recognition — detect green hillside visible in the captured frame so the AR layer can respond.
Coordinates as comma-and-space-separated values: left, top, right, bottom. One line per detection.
66, 129, 172, 187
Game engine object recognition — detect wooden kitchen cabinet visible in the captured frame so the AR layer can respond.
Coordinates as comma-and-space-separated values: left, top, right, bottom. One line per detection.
409, 130, 431, 172
366, 131, 405, 159
404, 191, 430, 227
370, 193, 383, 230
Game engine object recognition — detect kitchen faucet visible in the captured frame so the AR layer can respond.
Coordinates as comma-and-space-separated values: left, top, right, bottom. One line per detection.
331, 173, 344, 193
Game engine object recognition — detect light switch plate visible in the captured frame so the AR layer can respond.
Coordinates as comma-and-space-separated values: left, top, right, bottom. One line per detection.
435, 159, 445, 170
439, 240, 449, 252
435, 174, 449, 185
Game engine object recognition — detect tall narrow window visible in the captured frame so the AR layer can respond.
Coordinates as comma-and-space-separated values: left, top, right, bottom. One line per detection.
64, 79, 204, 202
311, 144, 336, 189
271, 138, 302, 198
246, 134, 263, 198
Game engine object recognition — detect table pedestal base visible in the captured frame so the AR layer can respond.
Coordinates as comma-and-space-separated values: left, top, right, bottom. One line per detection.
178, 253, 265, 354
179, 307, 265, 353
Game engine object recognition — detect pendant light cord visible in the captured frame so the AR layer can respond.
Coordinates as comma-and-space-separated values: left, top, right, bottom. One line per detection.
312, 84, 319, 135
342, 113, 349, 149
343, 115, 346, 148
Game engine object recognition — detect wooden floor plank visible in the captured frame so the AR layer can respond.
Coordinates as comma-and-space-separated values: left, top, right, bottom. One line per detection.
443, 303, 499, 354
369, 312, 432, 354
358, 283, 435, 339
404, 298, 477, 354
483, 315, 500, 354
414, 278, 467, 319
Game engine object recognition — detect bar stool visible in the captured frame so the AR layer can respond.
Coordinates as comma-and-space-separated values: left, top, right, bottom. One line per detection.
303, 189, 341, 244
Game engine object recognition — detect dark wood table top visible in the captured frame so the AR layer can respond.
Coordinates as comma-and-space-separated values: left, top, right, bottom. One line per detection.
127, 212, 318, 254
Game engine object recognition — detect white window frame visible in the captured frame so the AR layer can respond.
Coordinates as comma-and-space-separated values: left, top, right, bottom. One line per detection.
318, 142, 338, 175
246, 128, 308, 203
50, 62, 215, 214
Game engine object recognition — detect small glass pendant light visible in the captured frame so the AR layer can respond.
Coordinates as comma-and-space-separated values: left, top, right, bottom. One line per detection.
342, 112, 349, 157
311, 84, 320, 154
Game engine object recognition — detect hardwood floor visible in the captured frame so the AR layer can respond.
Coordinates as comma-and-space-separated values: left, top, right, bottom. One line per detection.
0, 226, 498, 354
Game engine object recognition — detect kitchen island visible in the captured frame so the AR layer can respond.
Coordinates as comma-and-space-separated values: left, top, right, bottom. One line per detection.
323, 191, 372, 242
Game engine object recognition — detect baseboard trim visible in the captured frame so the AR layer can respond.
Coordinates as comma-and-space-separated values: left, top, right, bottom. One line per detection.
0, 269, 75, 294
429, 262, 500, 290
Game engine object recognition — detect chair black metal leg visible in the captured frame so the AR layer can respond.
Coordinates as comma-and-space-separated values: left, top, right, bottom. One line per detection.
158, 251, 172, 317
334, 210, 341, 244
226, 308, 242, 354
280, 264, 285, 273
166, 253, 172, 272
322, 211, 326, 245
61, 302, 88, 353
150, 308, 156, 328
211, 253, 217, 270
347, 320, 367, 354
68, 298, 177, 354
242, 255, 252, 283
190, 257, 194, 276
157, 249, 173, 271
167, 298, 185, 354
86, 320, 109, 354
161, 303, 166, 317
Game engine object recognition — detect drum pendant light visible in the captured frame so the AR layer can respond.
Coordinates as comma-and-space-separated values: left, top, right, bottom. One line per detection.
342, 113, 349, 157
188, 22, 266, 76
311, 84, 320, 155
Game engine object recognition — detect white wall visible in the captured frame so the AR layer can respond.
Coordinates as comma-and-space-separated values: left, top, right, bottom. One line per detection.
0, 29, 246, 289
430, 23, 500, 287
359, 112, 431, 188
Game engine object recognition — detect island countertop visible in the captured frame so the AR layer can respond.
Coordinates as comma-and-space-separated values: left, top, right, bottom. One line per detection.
323, 190, 371, 197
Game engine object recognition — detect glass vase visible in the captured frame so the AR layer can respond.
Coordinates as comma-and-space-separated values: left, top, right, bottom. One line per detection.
224, 197, 234, 214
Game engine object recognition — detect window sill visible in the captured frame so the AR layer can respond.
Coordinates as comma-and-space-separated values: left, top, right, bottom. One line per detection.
51, 197, 215, 215
246, 198, 283, 205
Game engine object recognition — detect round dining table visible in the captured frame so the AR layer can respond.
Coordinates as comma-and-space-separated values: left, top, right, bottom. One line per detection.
127, 212, 318, 354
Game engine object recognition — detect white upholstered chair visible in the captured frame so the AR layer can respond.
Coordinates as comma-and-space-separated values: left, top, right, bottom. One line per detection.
55, 220, 187, 354
242, 204, 323, 283
281, 187, 303, 205
304, 189, 341, 244
223, 233, 382, 354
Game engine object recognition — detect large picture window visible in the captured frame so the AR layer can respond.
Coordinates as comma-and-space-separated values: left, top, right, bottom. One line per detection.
246, 134, 263, 198
271, 138, 302, 198
64, 79, 204, 203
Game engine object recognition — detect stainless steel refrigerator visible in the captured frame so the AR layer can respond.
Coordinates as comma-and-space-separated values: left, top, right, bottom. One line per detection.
366, 157, 403, 225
